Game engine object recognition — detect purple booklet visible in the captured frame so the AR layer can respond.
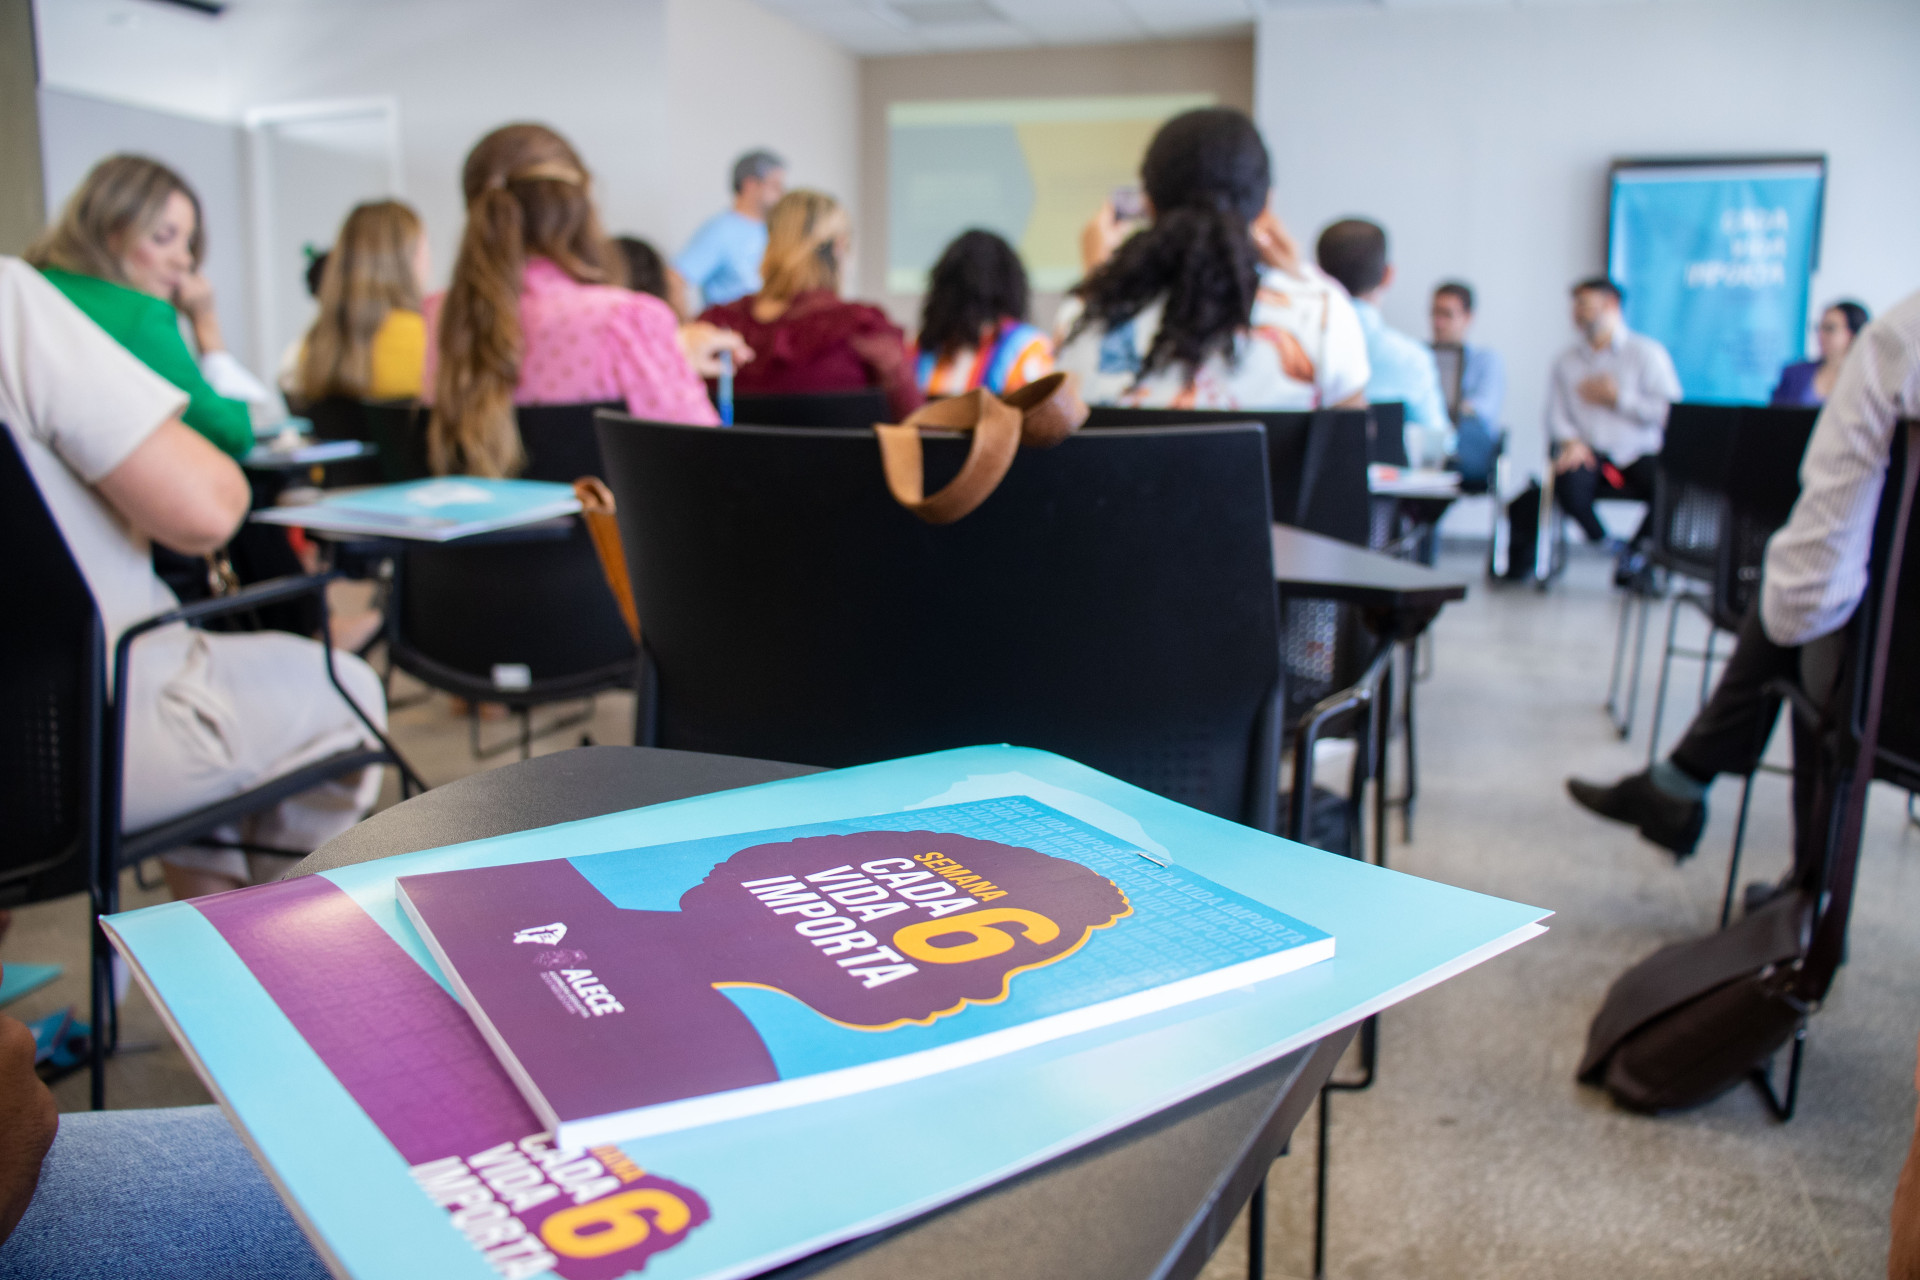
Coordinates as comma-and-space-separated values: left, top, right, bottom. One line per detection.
397, 795, 1334, 1149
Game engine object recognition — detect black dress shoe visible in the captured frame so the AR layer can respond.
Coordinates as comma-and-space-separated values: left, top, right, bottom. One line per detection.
1566, 770, 1706, 859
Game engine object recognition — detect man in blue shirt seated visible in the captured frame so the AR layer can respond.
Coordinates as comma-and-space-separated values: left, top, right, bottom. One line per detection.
1429, 281, 1506, 488
1316, 218, 1450, 464
675, 149, 786, 312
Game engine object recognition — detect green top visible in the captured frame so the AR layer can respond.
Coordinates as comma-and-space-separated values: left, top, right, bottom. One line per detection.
39, 265, 254, 459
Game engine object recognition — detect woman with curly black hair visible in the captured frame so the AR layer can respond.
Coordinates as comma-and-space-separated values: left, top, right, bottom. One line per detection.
915, 229, 1053, 396
1054, 107, 1369, 411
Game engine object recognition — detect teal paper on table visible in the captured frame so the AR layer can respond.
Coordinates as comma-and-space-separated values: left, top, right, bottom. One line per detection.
104, 746, 1548, 1280
254, 476, 580, 540
1608, 159, 1825, 404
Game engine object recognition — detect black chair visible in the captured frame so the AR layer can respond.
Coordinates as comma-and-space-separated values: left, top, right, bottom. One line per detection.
1081, 405, 1373, 545
381, 403, 640, 758
0, 427, 420, 1108
597, 416, 1285, 830
729, 388, 891, 429
1635, 408, 1818, 772
515, 400, 624, 482
304, 397, 430, 485
1748, 420, 1920, 1118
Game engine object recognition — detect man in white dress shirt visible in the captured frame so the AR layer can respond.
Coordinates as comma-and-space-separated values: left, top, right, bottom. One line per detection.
1545, 277, 1682, 570
1567, 289, 1920, 887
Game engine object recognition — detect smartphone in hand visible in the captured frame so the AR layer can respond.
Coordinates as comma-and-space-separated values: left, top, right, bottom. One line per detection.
1110, 186, 1146, 223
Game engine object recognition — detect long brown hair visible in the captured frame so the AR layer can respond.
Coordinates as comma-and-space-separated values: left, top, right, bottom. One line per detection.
430, 123, 612, 476
297, 200, 423, 403
26, 154, 204, 285
756, 190, 848, 312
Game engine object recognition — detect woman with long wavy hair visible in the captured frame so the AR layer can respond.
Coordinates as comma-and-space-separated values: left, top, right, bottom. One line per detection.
699, 189, 921, 421
26, 153, 281, 457
425, 123, 740, 477
1054, 108, 1369, 412
295, 200, 430, 404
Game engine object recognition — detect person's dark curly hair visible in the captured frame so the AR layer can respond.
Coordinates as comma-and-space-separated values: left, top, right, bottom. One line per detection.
1068, 107, 1269, 380
918, 229, 1031, 360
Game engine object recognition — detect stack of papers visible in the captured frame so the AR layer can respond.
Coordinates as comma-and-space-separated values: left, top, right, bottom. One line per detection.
254, 477, 582, 542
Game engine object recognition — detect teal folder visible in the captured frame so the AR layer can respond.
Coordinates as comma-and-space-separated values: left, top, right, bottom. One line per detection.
104, 746, 1548, 1280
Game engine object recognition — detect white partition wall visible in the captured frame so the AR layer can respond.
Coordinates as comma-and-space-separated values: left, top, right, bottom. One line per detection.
245, 99, 403, 378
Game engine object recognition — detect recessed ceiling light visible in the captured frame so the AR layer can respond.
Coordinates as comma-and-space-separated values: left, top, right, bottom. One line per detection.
889, 0, 1009, 28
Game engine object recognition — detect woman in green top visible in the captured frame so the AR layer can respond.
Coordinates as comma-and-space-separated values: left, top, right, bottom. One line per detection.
26, 155, 270, 459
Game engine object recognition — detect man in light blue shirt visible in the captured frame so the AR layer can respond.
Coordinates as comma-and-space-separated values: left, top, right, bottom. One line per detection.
676, 150, 786, 312
1316, 218, 1451, 463
1430, 281, 1506, 487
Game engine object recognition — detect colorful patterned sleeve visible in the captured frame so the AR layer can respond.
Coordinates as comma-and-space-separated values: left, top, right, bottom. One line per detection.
996, 329, 1055, 394
609, 293, 720, 426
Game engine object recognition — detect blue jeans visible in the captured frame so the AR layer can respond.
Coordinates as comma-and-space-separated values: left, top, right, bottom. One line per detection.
0, 1106, 328, 1280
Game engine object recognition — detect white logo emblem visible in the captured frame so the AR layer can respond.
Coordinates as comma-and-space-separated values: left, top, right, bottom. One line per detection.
513, 922, 568, 945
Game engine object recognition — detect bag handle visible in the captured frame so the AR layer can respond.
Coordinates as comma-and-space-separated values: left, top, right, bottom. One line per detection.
572, 476, 640, 644
1795, 419, 1919, 1000
875, 389, 1026, 526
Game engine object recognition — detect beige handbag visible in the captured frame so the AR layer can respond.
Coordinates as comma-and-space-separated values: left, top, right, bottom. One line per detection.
874, 371, 1089, 525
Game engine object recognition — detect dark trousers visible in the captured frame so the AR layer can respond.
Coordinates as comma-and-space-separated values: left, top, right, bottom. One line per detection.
1669, 607, 1850, 891
1556, 453, 1656, 545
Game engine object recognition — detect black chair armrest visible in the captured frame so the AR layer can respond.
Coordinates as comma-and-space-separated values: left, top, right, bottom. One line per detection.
116, 572, 338, 651
105, 572, 422, 830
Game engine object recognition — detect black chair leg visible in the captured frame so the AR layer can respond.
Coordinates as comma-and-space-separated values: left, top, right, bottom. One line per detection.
1721, 772, 1758, 928
1646, 594, 1685, 766
1401, 642, 1418, 844
1750, 1025, 1806, 1121
1247, 1174, 1266, 1280
1312, 1089, 1332, 1279
89, 919, 109, 1110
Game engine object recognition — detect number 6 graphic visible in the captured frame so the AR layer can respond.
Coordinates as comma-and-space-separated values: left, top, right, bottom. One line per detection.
540, 1189, 692, 1259
893, 908, 1060, 964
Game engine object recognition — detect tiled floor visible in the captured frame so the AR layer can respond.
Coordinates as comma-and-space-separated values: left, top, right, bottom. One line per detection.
3, 547, 1914, 1277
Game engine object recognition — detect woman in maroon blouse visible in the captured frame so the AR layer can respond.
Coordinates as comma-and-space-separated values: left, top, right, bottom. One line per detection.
700, 190, 922, 421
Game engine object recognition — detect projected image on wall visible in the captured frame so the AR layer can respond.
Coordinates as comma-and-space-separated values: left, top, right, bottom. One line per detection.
887, 93, 1214, 294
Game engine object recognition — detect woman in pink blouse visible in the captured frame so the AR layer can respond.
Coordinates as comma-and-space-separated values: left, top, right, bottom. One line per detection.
424, 123, 743, 476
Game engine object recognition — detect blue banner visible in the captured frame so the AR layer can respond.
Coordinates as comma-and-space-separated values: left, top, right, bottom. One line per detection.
1608, 161, 1825, 405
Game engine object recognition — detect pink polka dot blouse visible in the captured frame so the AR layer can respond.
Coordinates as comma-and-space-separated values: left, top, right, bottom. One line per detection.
423, 256, 717, 425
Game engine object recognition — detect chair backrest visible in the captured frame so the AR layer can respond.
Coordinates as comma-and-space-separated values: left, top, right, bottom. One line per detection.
597, 417, 1285, 827
0, 427, 100, 906
516, 401, 625, 482
1718, 406, 1819, 625
1858, 419, 1920, 790
1365, 402, 1408, 467
731, 389, 891, 429
1079, 405, 1372, 543
305, 397, 430, 484
1650, 403, 1741, 583
389, 519, 637, 704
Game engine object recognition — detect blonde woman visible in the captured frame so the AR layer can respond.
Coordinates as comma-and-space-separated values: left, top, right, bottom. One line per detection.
295, 200, 431, 403
27, 154, 281, 458
699, 190, 921, 420
423, 123, 742, 477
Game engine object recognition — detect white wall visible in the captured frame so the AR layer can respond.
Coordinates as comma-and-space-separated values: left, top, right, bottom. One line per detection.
33, 0, 858, 364
38, 86, 259, 368
665, 0, 860, 285
1255, 0, 1920, 489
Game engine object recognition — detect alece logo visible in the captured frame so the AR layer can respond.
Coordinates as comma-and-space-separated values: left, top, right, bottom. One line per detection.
513, 922, 567, 946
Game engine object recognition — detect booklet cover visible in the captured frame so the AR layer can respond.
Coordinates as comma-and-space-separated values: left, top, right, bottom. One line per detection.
103, 745, 1548, 1280
255, 477, 581, 541
398, 797, 1334, 1147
